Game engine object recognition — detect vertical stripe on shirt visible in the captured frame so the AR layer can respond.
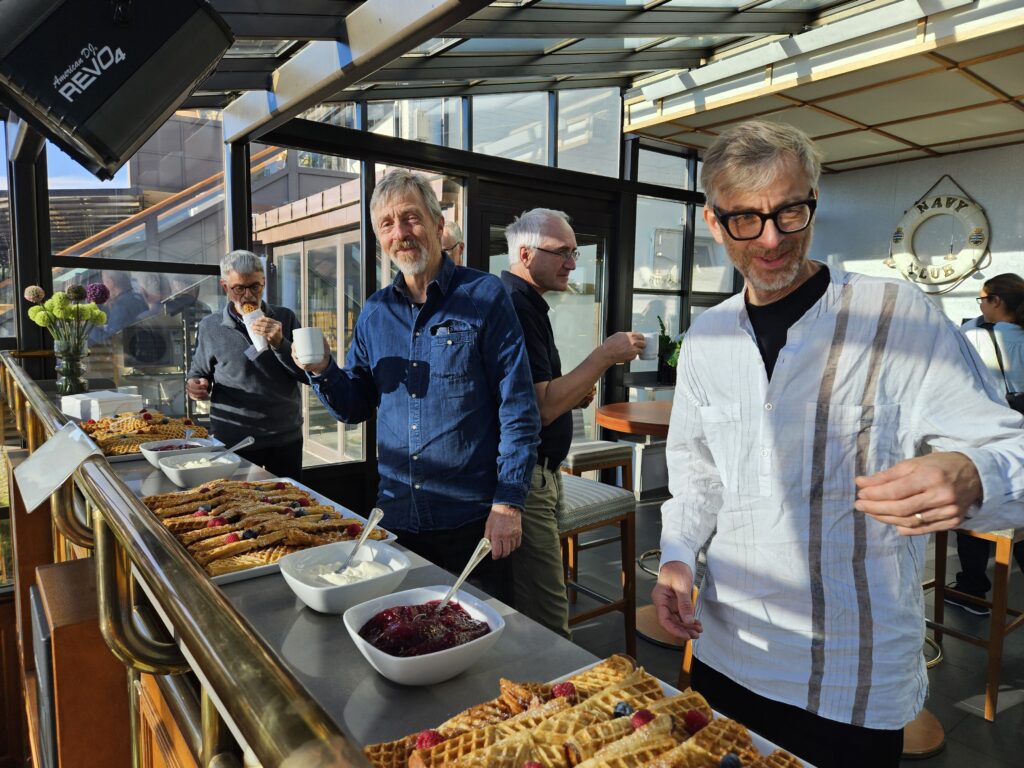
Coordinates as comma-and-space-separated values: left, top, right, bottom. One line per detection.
850, 282, 898, 725
807, 284, 854, 712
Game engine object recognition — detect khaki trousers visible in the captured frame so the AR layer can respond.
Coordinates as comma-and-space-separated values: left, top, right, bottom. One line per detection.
512, 464, 571, 638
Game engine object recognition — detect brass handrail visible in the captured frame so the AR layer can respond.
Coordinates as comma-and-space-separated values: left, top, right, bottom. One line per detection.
1, 352, 368, 767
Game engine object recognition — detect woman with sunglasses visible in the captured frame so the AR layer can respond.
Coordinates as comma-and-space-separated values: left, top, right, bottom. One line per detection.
952, 273, 1024, 614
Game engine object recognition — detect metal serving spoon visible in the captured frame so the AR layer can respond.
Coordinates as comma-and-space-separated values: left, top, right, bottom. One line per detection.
333, 507, 385, 574
423, 537, 493, 617
217, 435, 255, 455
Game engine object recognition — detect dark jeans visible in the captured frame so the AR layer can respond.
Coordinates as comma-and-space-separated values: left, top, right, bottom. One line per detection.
955, 533, 1024, 595
237, 438, 303, 481
391, 519, 513, 606
690, 658, 904, 768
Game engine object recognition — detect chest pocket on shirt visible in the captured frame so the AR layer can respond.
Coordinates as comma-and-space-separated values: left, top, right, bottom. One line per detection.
801, 402, 901, 503
429, 328, 479, 393
699, 403, 743, 493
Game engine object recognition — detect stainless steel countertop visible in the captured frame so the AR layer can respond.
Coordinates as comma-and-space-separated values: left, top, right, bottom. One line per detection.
116, 458, 598, 748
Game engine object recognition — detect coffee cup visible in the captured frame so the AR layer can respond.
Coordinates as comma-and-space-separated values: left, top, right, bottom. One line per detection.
293, 327, 326, 365
639, 332, 659, 360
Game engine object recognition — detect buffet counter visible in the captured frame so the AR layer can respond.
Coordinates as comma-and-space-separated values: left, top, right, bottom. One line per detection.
0, 352, 597, 767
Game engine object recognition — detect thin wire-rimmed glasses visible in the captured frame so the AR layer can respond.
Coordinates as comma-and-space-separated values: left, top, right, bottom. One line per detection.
714, 195, 818, 241
533, 246, 580, 263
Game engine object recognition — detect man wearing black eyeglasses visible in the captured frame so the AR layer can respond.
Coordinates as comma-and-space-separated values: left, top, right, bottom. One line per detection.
652, 120, 1024, 767
186, 249, 309, 478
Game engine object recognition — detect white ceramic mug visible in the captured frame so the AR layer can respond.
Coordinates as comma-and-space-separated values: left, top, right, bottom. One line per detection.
639, 331, 659, 360
293, 327, 326, 365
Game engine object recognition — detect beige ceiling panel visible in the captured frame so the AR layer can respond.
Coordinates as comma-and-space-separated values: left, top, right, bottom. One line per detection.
828, 149, 930, 171
676, 95, 791, 127
785, 57, 939, 102
760, 106, 860, 137
814, 131, 912, 162
933, 28, 1024, 63
969, 52, 1024, 97
883, 102, 1024, 144
933, 130, 1024, 153
641, 121, 690, 138
819, 70, 995, 124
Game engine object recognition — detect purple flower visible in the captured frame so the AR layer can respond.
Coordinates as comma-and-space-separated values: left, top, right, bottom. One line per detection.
86, 282, 110, 305
23, 285, 45, 303
65, 284, 86, 302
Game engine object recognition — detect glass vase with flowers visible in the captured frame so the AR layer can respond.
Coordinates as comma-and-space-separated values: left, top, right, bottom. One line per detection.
23, 283, 109, 395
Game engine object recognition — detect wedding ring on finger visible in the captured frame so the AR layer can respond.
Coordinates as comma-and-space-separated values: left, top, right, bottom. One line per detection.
915, 512, 924, 523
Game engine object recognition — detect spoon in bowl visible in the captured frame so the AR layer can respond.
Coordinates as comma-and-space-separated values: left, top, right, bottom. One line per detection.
419, 537, 492, 619
217, 435, 255, 456
333, 507, 385, 575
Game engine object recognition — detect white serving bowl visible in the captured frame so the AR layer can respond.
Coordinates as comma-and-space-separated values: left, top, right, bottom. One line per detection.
139, 437, 223, 468
157, 451, 241, 488
342, 585, 505, 686
279, 540, 411, 614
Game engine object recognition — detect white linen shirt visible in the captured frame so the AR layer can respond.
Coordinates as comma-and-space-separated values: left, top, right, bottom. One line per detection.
660, 266, 1024, 730
963, 321, 1024, 395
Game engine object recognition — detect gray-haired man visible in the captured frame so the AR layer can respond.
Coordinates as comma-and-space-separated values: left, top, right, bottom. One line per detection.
186, 249, 309, 478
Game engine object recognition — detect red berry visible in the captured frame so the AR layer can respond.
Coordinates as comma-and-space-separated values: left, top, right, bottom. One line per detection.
224, 533, 240, 544
260, 496, 271, 503
182, 419, 192, 425
522, 763, 543, 768
683, 709, 709, 734
345, 523, 362, 537
274, 482, 286, 489
142, 413, 153, 420
139, 408, 147, 413
551, 682, 576, 699
415, 730, 445, 750
297, 498, 310, 507
86, 419, 96, 424
193, 510, 206, 517
630, 709, 655, 730
205, 517, 226, 528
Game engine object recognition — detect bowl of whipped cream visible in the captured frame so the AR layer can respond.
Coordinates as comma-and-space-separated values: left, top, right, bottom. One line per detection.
157, 450, 242, 488
278, 539, 411, 614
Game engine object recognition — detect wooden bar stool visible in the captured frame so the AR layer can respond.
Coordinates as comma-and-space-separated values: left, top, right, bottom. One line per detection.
557, 472, 636, 657
924, 527, 1024, 721
561, 410, 634, 491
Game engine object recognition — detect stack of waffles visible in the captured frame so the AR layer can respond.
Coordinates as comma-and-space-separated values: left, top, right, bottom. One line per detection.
142, 478, 389, 577
364, 655, 802, 768
80, 409, 208, 456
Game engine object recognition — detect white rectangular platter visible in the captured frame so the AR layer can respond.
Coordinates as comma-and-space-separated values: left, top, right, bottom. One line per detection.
209, 476, 398, 586
553, 661, 813, 767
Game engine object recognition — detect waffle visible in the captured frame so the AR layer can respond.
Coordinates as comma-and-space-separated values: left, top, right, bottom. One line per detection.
531, 703, 606, 745
649, 690, 714, 732
242, 303, 259, 314
500, 678, 554, 712
362, 733, 416, 768
575, 715, 677, 768
437, 696, 514, 736
749, 749, 804, 768
82, 410, 207, 456
528, 741, 570, 768
689, 718, 757, 763
583, 669, 665, 717
494, 697, 571, 738
408, 725, 501, 768
564, 714, 635, 764
204, 545, 301, 576
640, 741, 719, 768
566, 654, 637, 699
446, 731, 534, 768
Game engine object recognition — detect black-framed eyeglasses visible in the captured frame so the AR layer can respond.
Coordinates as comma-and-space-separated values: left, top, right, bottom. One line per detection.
227, 282, 264, 297
714, 194, 818, 241
977, 295, 995, 305
533, 246, 580, 263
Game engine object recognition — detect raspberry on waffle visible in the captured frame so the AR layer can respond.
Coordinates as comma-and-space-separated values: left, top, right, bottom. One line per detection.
407, 725, 501, 768
648, 690, 713, 732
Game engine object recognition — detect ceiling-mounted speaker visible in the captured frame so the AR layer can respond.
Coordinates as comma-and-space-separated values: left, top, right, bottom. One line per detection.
0, 0, 233, 180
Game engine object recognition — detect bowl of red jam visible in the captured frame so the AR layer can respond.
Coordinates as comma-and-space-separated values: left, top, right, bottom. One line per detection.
342, 585, 505, 685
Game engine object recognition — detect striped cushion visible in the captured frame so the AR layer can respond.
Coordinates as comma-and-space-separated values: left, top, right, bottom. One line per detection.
557, 473, 635, 533
562, 439, 633, 470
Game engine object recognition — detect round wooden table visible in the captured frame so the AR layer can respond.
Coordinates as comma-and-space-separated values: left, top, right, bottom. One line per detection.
596, 400, 682, 648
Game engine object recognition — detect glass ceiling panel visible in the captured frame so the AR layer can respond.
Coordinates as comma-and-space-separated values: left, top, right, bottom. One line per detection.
223, 39, 294, 58
536, 0, 651, 5
454, 38, 568, 54
564, 38, 663, 52
755, 0, 847, 9
654, 34, 744, 50
407, 38, 461, 56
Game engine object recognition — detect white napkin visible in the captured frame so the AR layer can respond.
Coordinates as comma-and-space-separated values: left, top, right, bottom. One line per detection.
242, 307, 269, 352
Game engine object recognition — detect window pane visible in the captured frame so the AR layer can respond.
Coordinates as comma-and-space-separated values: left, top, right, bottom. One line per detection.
54, 111, 227, 266
693, 205, 734, 293
473, 92, 548, 165
634, 197, 684, 290
638, 149, 688, 189
557, 88, 620, 177
630, 294, 681, 374
368, 97, 462, 148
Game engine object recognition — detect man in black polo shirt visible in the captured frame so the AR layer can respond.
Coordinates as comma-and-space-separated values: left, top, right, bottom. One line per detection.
502, 209, 645, 636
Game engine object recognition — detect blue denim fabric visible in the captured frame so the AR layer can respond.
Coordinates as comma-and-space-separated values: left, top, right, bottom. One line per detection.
310, 257, 540, 532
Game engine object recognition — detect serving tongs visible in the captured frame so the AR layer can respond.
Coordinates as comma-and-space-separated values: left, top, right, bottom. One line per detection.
415, 537, 492, 620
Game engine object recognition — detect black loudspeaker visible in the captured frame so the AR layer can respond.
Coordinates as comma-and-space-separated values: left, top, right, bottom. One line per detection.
0, 0, 233, 180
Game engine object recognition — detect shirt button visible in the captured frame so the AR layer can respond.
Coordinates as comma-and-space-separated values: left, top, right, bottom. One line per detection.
447, 339, 453, 345
411, 424, 417, 430
411, 394, 417, 399
761, 448, 770, 457
412, 362, 418, 367
764, 402, 773, 411
412, 455, 419, 461
413, 483, 421, 490
415, 331, 420, 337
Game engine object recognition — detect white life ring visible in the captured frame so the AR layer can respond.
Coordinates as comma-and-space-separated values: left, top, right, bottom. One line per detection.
890, 195, 988, 285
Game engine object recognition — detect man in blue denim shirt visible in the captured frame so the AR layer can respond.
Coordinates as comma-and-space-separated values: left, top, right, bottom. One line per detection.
293, 170, 540, 601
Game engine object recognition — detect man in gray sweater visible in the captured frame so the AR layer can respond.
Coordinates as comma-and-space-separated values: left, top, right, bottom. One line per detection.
186, 250, 309, 478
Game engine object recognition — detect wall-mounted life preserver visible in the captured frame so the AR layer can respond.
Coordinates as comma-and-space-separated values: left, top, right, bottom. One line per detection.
890, 195, 989, 285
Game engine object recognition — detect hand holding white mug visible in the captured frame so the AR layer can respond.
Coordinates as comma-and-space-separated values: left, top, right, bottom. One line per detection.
291, 336, 332, 375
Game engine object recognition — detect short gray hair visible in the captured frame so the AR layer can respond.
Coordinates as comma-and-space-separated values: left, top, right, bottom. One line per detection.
505, 208, 571, 266
370, 170, 443, 232
701, 120, 822, 208
444, 221, 463, 245
220, 250, 264, 279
